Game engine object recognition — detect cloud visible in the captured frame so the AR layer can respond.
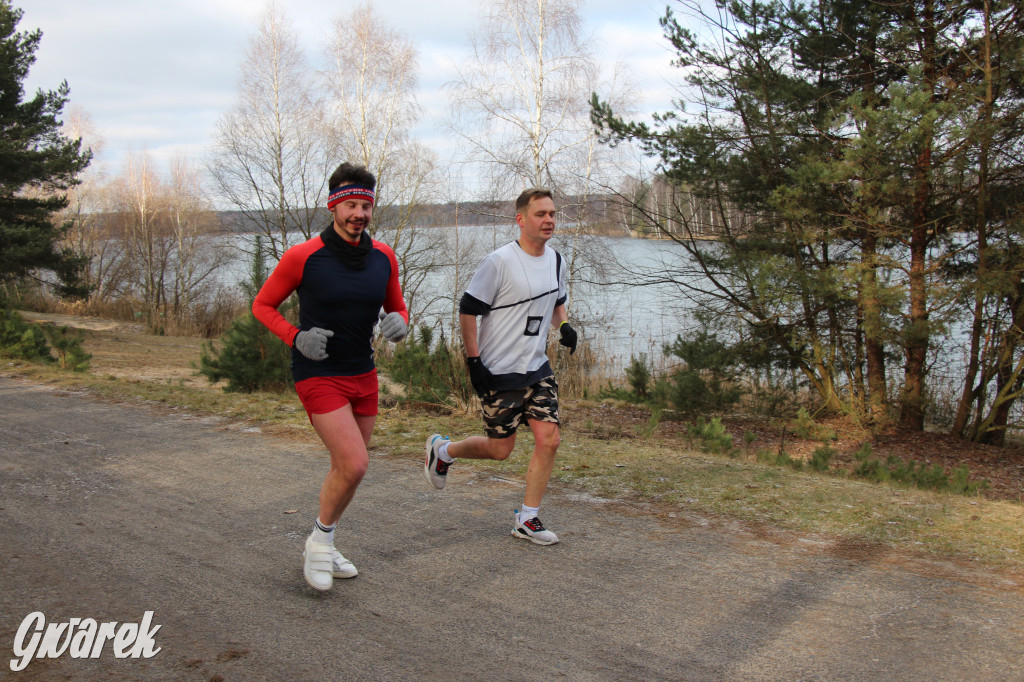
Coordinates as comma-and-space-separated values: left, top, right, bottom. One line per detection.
18, 0, 682, 175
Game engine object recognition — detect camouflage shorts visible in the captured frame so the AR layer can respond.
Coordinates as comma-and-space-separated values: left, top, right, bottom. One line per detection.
481, 375, 559, 439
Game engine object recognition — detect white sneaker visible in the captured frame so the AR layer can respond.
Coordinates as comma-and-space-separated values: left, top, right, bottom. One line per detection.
424, 434, 451, 490
303, 536, 334, 591
331, 548, 358, 579
512, 511, 559, 545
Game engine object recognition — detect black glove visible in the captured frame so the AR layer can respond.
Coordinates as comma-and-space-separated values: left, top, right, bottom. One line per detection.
465, 356, 494, 397
559, 322, 578, 355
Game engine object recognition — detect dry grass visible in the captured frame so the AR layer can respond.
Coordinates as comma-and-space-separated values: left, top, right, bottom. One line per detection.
5, 310, 1024, 573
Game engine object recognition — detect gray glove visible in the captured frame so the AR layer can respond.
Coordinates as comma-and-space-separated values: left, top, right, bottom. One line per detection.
378, 310, 408, 342
294, 327, 334, 361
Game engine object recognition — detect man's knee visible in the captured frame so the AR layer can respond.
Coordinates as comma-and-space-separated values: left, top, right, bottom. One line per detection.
532, 422, 561, 451
332, 453, 368, 484
349, 460, 368, 483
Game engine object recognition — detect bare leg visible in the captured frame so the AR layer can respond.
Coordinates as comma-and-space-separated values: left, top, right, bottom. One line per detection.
446, 433, 517, 461
523, 420, 560, 508
445, 420, 559, 506
309, 406, 375, 525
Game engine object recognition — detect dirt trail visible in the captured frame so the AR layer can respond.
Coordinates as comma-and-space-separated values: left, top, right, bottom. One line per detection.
2, 376, 1023, 680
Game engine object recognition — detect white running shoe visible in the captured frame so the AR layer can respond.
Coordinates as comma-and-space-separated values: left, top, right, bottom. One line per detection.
512, 511, 559, 545
424, 434, 450, 490
331, 548, 358, 579
303, 536, 334, 591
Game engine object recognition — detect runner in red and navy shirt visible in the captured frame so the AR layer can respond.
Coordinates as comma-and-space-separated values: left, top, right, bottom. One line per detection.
253, 162, 408, 592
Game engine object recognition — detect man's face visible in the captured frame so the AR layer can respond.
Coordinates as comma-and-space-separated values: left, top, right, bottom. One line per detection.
516, 196, 557, 244
332, 199, 373, 242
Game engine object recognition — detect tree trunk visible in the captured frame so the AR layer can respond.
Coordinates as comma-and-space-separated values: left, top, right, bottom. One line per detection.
861, 231, 888, 424
900, 0, 936, 431
952, 0, 995, 438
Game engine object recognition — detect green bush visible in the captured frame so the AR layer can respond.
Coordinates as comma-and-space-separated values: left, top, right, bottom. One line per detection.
625, 354, 650, 400
197, 236, 292, 393
852, 442, 887, 482
848, 442, 988, 495
43, 324, 90, 372
951, 465, 988, 496
792, 408, 837, 441
853, 456, 887, 482
687, 416, 736, 456
669, 368, 706, 415
0, 309, 90, 371
381, 325, 470, 405
198, 312, 292, 392
663, 328, 743, 417
776, 450, 803, 470
793, 408, 815, 439
0, 308, 52, 362
755, 448, 802, 469
809, 445, 835, 472
597, 382, 634, 402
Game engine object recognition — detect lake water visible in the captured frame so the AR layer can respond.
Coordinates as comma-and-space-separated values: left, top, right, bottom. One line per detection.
218, 224, 982, 405
220, 225, 694, 375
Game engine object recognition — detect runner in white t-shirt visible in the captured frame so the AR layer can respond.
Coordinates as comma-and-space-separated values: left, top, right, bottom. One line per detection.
422, 188, 579, 545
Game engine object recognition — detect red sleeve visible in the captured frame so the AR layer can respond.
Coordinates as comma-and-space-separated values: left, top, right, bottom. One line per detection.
375, 240, 408, 323
252, 239, 318, 346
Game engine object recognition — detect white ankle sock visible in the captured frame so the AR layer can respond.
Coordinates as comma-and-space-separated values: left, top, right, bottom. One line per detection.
311, 518, 336, 545
518, 505, 539, 523
438, 441, 454, 463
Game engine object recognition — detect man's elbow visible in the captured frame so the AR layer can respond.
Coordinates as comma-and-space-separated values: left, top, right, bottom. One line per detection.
459, 293, 491, 316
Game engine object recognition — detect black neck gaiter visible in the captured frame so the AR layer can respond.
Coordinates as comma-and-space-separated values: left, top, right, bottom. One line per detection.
320, 226, 372, 270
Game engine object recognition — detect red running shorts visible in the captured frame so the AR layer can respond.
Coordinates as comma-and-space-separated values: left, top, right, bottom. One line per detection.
294, 369, 379, 419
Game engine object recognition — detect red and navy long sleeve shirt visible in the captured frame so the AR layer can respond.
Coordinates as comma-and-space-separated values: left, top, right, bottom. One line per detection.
252, 234, 408, 381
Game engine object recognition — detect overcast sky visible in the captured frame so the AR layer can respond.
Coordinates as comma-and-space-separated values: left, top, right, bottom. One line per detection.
18, 0, 688, 190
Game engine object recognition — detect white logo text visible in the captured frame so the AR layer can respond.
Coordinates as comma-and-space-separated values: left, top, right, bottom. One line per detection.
10, 611, 162, 672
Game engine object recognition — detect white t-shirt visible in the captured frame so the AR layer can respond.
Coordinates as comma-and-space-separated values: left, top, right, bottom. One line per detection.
464, 241, 567, 383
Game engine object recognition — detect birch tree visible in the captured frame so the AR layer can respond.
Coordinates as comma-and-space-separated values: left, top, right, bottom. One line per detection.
113, 153, 166, 326
322, 2, 438, 322
446, 0, 599, 194
165, 157, 232, 329
446, 0, 638, 359
57, 108, 132, 305
208, 1, 329, 260
107, 153, 229, 334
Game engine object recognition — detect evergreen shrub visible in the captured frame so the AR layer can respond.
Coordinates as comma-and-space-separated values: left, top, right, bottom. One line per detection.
625, 353, 650, 400
0, 308, 51, 362
687, 416, 736, 456
43, 323, 90, 371
197, 237, 292, 393
0, 308, 90, 371
664, 328, 743, 416
381, 325, 470, 405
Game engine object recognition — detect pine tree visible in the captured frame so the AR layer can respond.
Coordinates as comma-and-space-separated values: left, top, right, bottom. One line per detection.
0, 1, 92, 299
198, 236, 292, 393
593, 0, 1024, 432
